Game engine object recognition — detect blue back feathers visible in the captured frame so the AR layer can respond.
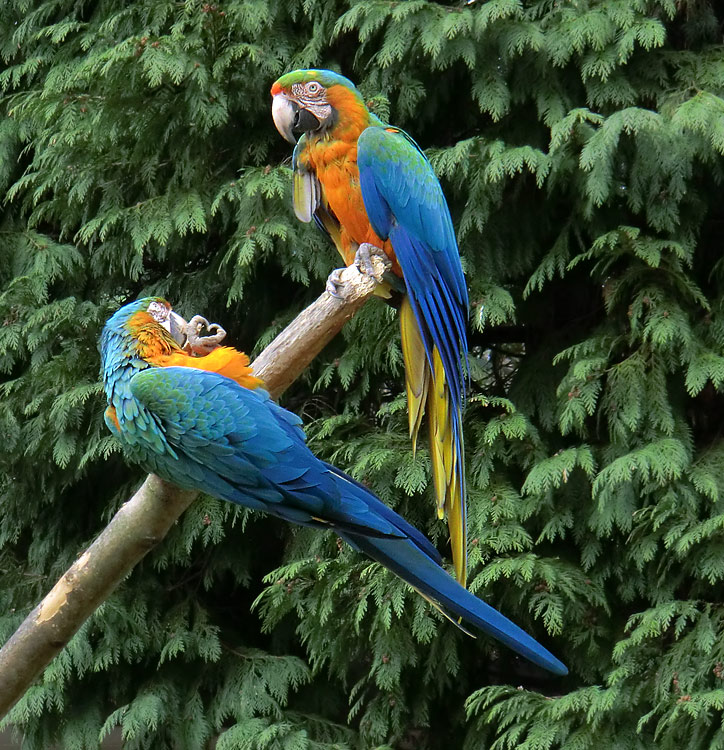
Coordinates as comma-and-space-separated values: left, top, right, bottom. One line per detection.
99, 299, 567, 676
357, 126, 469, 406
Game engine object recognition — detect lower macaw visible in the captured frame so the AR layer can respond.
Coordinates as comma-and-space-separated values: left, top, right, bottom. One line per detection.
271, 69, 469, 586
100, 298, 567, 676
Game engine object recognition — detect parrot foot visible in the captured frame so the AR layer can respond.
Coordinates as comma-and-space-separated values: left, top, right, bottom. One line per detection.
184, 315, 227, 356
355, 243, 392, 284
325, 268, 346, 299
325, 244, 391, 300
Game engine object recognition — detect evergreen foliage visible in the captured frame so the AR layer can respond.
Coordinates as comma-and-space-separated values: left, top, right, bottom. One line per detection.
1, 0, 724, 747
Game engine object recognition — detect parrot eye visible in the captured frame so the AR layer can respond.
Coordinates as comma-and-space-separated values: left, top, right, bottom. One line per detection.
306, 81, 322, 95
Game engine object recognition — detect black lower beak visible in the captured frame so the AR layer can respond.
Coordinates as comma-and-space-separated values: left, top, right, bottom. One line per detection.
293, 105, 321, 134
272, 94, 323, 145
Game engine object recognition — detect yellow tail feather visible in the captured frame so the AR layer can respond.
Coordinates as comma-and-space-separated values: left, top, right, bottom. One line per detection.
445, 464, 466, 588
400, 297, 429, 455
428, 349, 450, 519
399, 300, 467, 587
428, 348, 467, 587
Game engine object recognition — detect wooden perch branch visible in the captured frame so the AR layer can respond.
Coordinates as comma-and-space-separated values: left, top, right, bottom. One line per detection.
0, 262, 384, 721
253, 262, 386, 398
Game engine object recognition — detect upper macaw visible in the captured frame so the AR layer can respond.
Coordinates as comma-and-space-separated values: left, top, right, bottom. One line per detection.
270, 70, 469, 585
99, 298, 566, 676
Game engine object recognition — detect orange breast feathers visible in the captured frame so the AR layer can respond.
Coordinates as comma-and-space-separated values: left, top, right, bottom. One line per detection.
128, 311, 263, 390
303, 142, 400, 274
299, 86, 400, 275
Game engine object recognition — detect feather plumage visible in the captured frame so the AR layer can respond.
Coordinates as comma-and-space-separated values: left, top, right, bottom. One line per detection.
148, 346, 263, 390
399, 296, 429, 454
272, 72, 468, 584
100, 298, 567, 676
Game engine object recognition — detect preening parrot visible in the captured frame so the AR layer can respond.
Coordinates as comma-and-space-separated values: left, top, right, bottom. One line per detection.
270, 70, 470, 585
99, 298, 566, 676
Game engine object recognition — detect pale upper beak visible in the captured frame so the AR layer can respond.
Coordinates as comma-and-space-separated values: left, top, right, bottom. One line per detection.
161, 310, 188, 347
272, 93, 298, 144
272, 92, 323, 144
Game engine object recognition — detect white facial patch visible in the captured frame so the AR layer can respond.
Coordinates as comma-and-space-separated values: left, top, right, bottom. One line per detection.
147, 300, 170, 325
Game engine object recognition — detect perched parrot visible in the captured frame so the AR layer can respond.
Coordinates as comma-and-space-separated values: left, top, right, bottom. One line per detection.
99, 298, 566, 676
270, 70, 470, 585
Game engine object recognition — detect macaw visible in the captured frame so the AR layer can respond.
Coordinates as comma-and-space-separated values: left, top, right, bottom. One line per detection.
270, 70, 470, 585
99, 298, 566, 676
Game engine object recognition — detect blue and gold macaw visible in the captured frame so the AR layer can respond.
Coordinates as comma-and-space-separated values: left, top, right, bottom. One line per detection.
271, 70, 469, 585
99, 298, 566, 676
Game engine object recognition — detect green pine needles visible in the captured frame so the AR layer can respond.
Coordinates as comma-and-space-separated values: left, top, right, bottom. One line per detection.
2, 0, 724, 747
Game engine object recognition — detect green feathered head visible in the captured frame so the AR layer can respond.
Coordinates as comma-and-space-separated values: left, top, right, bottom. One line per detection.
270, 68, 367, 143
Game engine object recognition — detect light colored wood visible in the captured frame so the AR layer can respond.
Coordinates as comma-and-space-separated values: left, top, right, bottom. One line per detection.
0, 265, 383, 720
252, 261, 385, 397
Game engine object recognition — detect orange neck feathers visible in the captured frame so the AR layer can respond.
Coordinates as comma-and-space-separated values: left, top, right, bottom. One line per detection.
128, 311, 263, 391
325, 84, 371, 143
127, 311, 179, 361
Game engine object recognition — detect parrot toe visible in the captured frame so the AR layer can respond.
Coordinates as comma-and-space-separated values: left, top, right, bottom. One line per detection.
184, 315, 227, 355
355, 242, 391, 283
325, 268, 346, 298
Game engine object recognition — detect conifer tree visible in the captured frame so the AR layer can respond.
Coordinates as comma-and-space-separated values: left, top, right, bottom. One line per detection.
1, 0, 724, 747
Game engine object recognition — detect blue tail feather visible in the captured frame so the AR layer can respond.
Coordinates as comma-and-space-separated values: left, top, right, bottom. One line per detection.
340, 531, 568, 676
322, 461, 442, 565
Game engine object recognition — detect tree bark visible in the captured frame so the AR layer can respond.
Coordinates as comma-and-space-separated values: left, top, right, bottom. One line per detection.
0, 262, 383, 721
252, 262, 386, 398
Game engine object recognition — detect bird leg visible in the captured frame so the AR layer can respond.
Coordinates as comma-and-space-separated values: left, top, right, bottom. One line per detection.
355, 242, 392, 283
325, 244, 392, 300
184, 315, 227, 356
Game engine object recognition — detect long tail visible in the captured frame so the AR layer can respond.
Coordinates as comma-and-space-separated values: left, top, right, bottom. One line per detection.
339, 529, 568, 676
400, 296, 467, 586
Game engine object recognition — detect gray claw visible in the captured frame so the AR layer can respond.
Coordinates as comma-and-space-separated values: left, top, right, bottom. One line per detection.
326, 268, 346, 299
355, 243, 392, 283
184, 315, 227, 355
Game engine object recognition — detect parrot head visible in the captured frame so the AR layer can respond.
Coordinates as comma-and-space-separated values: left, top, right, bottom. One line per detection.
270, 69, 367, 144
101, 297, 187, 368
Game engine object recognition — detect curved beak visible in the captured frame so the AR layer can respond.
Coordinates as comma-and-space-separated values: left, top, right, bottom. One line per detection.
162, 310, 188, 347
272, 94, 298, 144
272, 93, 322, 144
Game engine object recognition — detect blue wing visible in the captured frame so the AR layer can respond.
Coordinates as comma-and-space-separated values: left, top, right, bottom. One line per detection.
357, 126, 468, 330
358, 126, 470, 585
129, 366, 430, 542
125, 366, 566, 675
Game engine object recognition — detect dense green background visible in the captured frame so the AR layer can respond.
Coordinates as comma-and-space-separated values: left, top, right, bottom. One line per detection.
1, 0, 724, 747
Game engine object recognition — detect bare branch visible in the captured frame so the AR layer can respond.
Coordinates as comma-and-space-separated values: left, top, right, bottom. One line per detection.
0, 263, 383, 721
253, 261, 385, 397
